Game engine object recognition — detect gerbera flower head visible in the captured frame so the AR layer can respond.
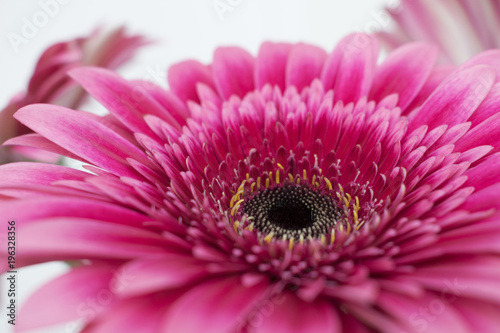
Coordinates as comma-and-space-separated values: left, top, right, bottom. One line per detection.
0, 26, 148, 164
2, 33, 500, 332
378, 0, 500, 64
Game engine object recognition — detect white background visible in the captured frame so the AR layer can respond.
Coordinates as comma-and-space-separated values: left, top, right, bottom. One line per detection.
1, 1, 392, 332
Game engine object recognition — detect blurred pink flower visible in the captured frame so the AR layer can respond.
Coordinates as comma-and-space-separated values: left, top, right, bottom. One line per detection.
0, 26, 148, 163
378, 0, 500, 64
2, 33, 500, 332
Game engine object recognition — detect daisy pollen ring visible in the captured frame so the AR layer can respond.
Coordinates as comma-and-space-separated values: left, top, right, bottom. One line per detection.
241, 182, 341, 239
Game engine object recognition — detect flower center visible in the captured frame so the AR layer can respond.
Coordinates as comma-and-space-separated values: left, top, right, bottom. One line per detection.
242, 184, 341, 239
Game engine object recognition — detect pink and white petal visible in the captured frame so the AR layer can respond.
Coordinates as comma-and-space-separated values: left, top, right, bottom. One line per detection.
5, 134, 85, 162
69, 67, 165, 136
18, 217, 170, 263
408, 65, 495, 132
212, 47, 254, 100
404, 65, 455, 113
286, 43, 327, 92
463, 152, 500, 191
258, 293, 341, 333
369, 43, 438, 110
14, 104, 149, 179
468, 83, 500, 125
321, 33, 379, 104
17, 265, 115, 332
115, 254, 206, 297
455, 113, 500, 153
168, 59, 214, 103
255, 42, 292, 90
461, 49, 500, 79
162, 276, 269, 333
0, 162, 89, 187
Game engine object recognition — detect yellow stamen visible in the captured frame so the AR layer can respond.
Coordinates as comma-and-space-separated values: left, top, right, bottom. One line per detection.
277, 163, 284, 170
276, 170, 280, 184
330, 229, 335, 244
230, 199, 244, 216
345, 193, 352, 208
233, 220, 240, 233
312, 174, 316, 186
250, 182, 256, 192
245, 223, 254, 231
299, 234, 304, 245
264, 232, 274, 243
288, 173, 294, 183
324, 178, 333, 191
246, 173, 250, 182
346, 222, 352, 234
257, 177, 261, 189
303, 169, 307, 180
289, 237, 294, 251
320, 234, 326, 245
265, 177, 270, 188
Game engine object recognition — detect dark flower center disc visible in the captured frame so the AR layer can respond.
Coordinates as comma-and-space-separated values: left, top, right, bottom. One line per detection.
242, 184, 342, 239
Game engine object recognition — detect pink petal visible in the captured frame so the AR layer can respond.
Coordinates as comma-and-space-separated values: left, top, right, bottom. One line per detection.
455, 112, 500, 153
5, 133, 86, 162
321, 33, 379, 104
69, 67, 165, 136
17, 265, 114, 331
0, 197, 149, 228
369, 43, 438, 110
463, 152, 500, 191
14, 104, 150, 179
408, 65, 495, 132
168, 59, 214, 102
461, 183, 500, 211
259, 293, 340, 333
162, 276, 268, 333
81, 292, 180, 333
377, 291, 469, 333
212, 47, 255, 99
454, 298, 500, 333
255, 42, 292, 90
404, 65, 455, 113
286, 43, 327, 92
468, 83, 500, 125
18, 217, 170, 263
0, 162, 88, 186
115, 254, 205, 297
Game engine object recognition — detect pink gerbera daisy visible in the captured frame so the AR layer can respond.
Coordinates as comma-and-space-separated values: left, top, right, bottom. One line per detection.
2, 33, 500, 332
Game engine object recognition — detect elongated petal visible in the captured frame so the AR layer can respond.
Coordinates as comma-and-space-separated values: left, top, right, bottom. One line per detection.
17, 265, 114, 331
369, 43, 438, 110
213, 47, 255, 99
286, 43, 327, 92
255, 42, 292, 90
162, 276, 269, 333
321, 33, 379, 104
408, 65, 495, 132
14, 104, 150, 179
259, 293, 341, 333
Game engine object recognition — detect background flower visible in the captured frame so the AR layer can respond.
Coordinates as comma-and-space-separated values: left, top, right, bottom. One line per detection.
0, 26, 147, 164
377, 0, 500, 64
2, 32, 500, 332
